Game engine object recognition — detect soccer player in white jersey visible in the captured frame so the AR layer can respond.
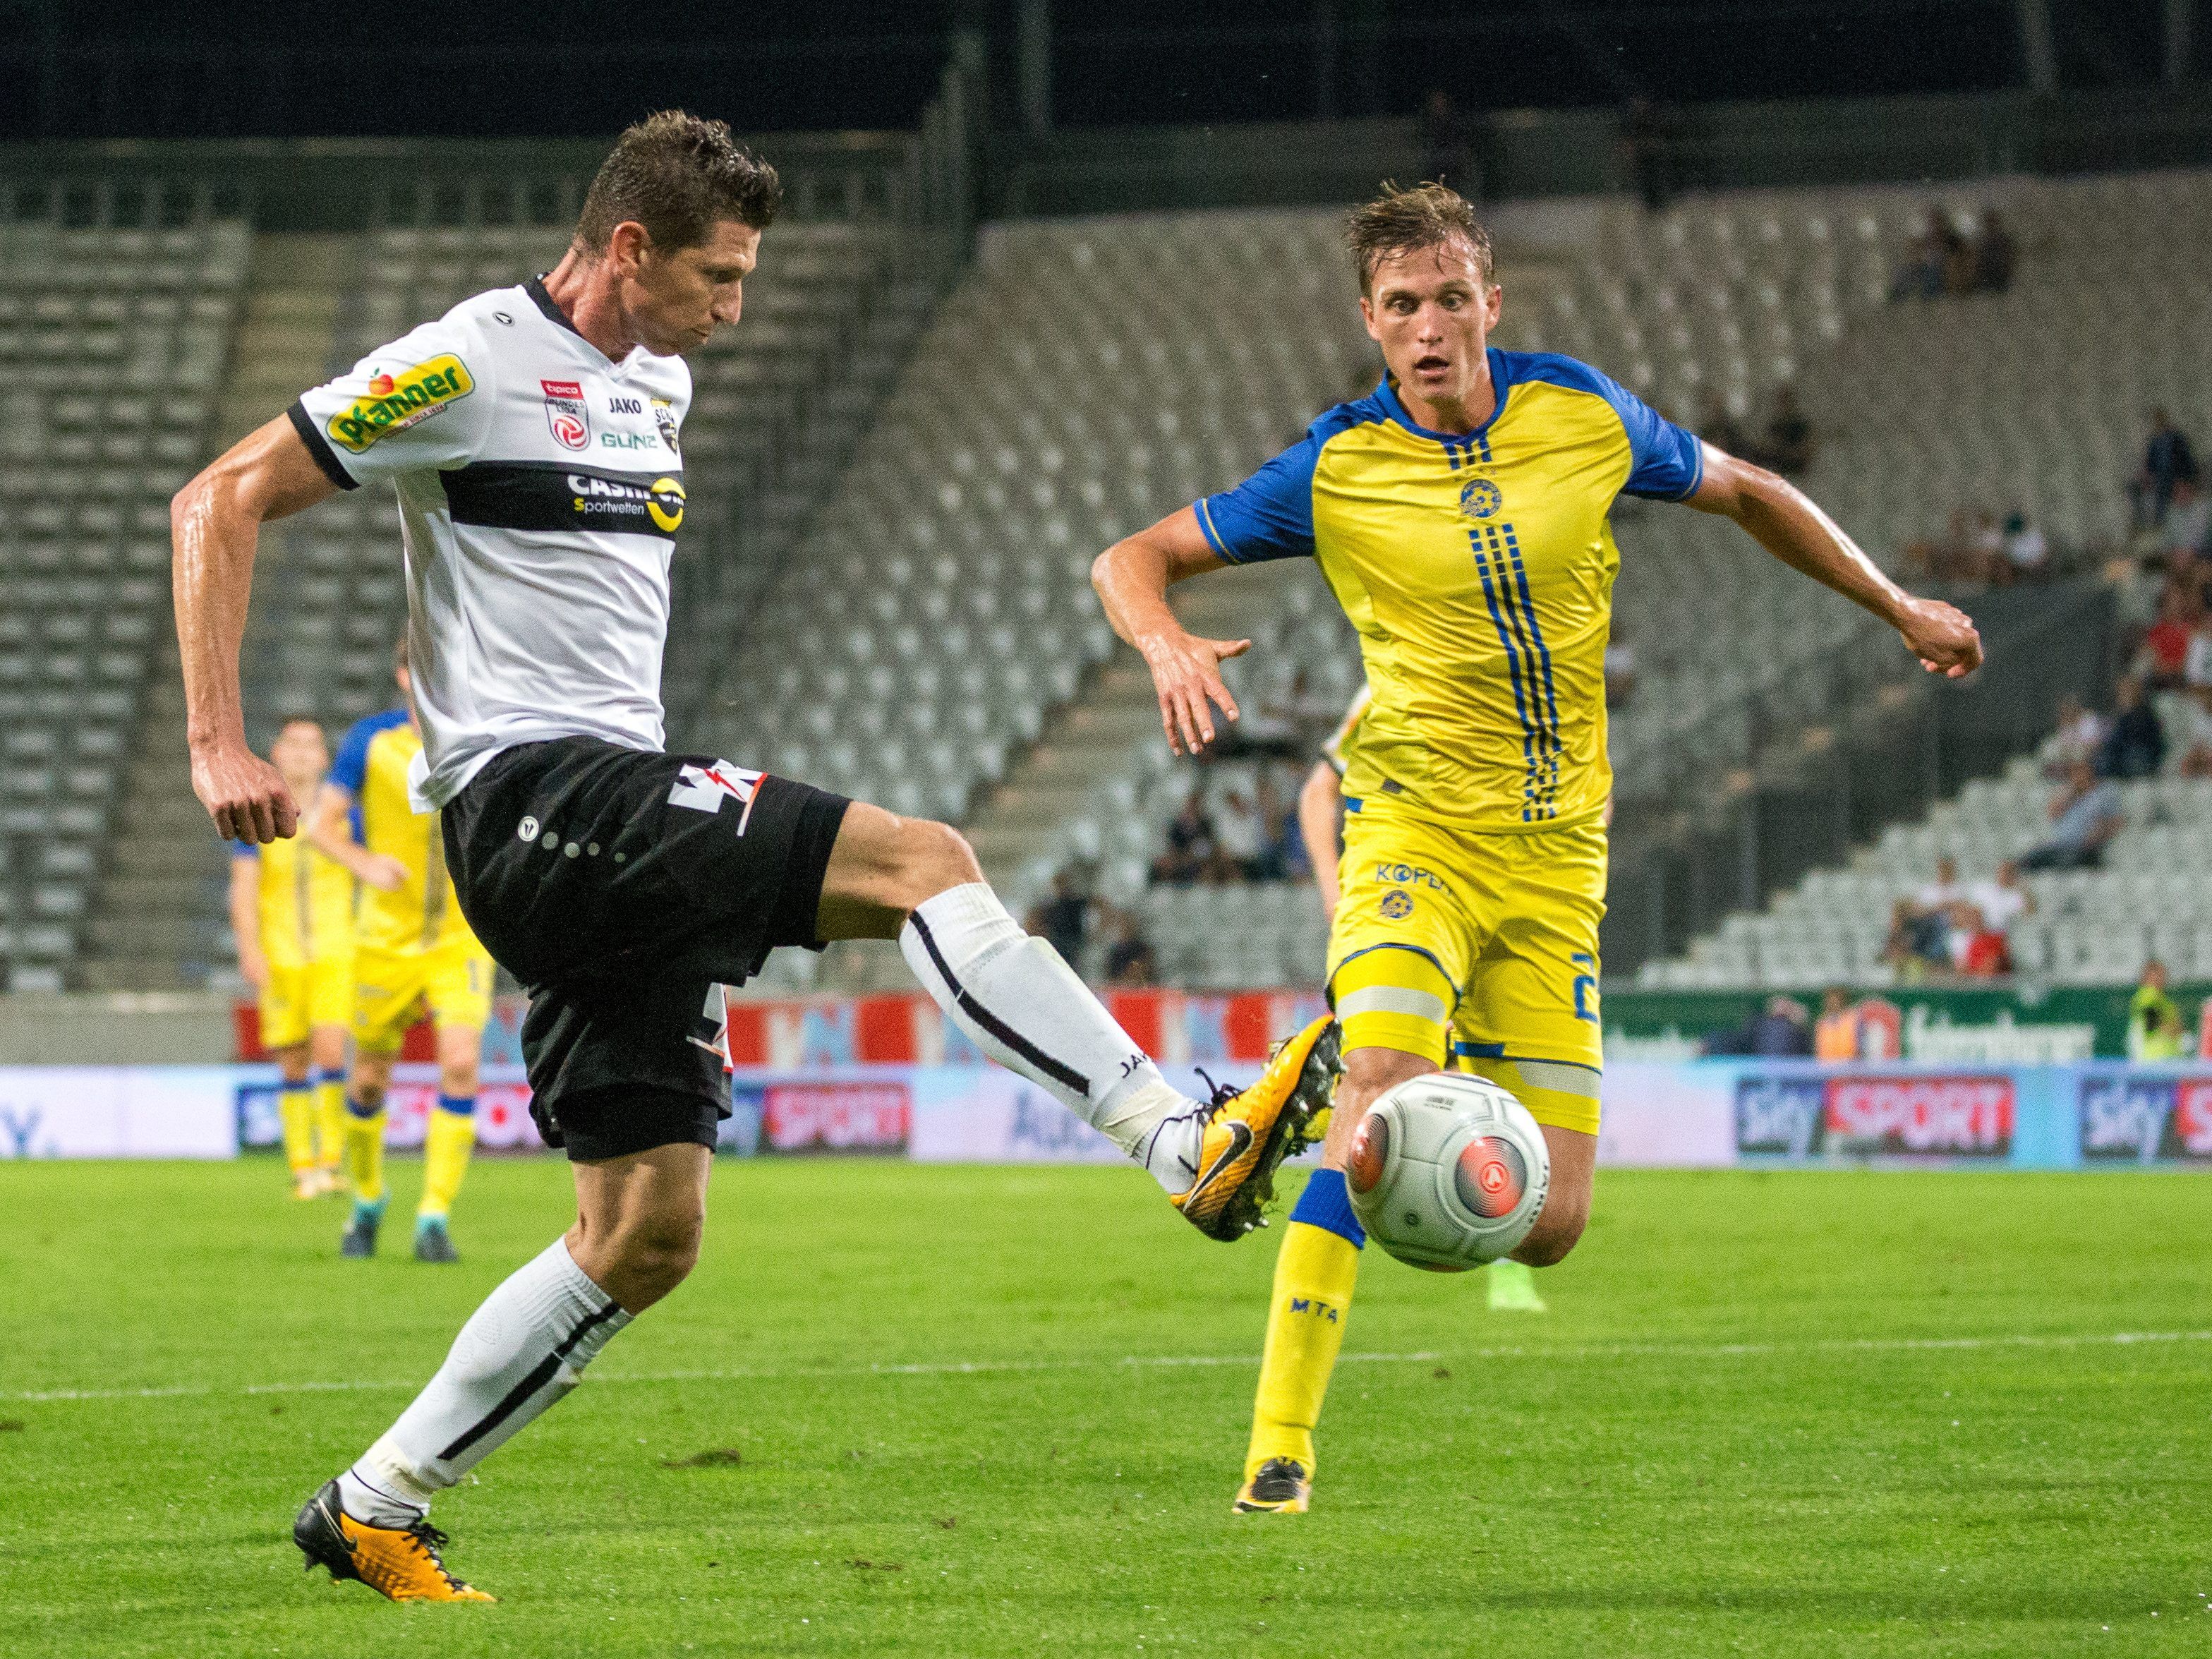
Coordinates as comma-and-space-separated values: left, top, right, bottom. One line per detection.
171, 111, 1338, 1603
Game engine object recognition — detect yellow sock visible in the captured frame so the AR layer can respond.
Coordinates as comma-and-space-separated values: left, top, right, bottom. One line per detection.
277, 1085, 316, 1178
344, 1098, 387, 1207
1245, 1170, 1365, 1483
417, 1097, 476, 1220
313, 1071, 347, 1176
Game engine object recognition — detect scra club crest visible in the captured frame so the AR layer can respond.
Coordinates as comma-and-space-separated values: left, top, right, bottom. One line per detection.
540, 379, 590, 450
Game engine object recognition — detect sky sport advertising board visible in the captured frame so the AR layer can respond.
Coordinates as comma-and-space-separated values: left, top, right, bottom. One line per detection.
2078, 1074, 2212, 1164
1732, 1073, 2016, 1162
14, 1060, 2212, 1171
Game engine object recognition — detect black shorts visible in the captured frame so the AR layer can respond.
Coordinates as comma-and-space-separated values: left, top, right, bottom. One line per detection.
441, 737, 850, 1161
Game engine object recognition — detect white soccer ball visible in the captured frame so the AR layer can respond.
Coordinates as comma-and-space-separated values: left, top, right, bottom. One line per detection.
1346, 1071, 1551, 1271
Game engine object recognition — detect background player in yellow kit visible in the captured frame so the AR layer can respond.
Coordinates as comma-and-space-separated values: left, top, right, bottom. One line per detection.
311, 640, 495, 1263
1094, 181, 1984, 1514
229, 717, 352, 1199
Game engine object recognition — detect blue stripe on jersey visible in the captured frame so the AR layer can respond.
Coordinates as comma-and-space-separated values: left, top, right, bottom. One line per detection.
1467, 529, 1540, 820
1502, 524, 1564, 816
1471, 525, 1561, 821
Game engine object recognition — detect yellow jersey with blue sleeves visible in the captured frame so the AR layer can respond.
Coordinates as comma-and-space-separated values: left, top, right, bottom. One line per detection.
232, 833, 353, 970
1197, 352, 1702, 832
330, 708, 478, 956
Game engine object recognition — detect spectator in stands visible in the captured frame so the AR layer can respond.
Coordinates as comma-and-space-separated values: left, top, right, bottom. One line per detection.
1102, 910, 1157, 989
1813, 987, 1859, 1061
1880, 899, 1940, 980
1900, 854, 1966, 965
1703, 995, 1814, 1057
1906, 507, 2010, 585
2130, 408, 2198, 530
1150, 792, 1216, 886
1968, 859, 2035, 937
2187, 613, 2212, 693
2019, 758, 2124, 870
1914, 853, 1969, 917
1945, 900, 2011, 977
1026, 869, 1092, 963
2127, 959, 2186, 1061
2174, 684, 2212, 778
2096, 672, 2165, 779
1211, 788, 1268, 882
2042, 693, 2108, 778
1969, 207, 2015, 294
1418, 89, 1480, 200
1752, 996, 1814, 1056
1757, 383, 1814, 476
1996, 510, 2049, 583
2137, 580, 2201, 689
1891, 207, 1962, 301
2162, 478, 2210, 559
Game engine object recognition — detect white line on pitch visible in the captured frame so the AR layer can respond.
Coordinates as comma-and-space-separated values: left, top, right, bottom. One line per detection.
8, 1328, 2206, 1406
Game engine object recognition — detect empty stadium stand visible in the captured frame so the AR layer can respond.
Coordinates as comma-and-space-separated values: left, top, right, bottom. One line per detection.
0, 217, 250, 989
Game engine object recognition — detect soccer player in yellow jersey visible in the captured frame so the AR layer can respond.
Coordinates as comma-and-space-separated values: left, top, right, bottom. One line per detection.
311, 640, 496, 1264
1094, 182, 1983, 1514
229, 717, 352, 1199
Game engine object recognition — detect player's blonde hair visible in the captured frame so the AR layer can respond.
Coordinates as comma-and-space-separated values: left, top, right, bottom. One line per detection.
1346, 182, 1493, 294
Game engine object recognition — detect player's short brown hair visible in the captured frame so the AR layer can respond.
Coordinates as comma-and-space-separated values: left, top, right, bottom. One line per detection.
1346, 182, 1493, 294
574, 109, 782, 257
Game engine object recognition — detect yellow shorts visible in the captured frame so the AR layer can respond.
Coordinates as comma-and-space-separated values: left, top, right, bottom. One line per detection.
352, 942, 495, 1052
1326, 802, 1606, 1135
259, 958, 353, 1051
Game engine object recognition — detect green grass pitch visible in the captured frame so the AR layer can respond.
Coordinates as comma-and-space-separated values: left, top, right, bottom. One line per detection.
2, 1157, 2208, 1657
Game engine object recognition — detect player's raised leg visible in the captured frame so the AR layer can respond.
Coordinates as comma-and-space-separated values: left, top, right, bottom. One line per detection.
818, 800, 1339, 1236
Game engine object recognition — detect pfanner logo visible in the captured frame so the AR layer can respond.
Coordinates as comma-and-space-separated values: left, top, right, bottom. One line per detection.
2080, 1075, 2212, 1163
1825, 1076, 2014, 1157
327, 354, 475, 452
1734, 1075, 1827, 1157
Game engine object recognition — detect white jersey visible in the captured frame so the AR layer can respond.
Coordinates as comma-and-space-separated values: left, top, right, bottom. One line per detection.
291, 279, 691, 809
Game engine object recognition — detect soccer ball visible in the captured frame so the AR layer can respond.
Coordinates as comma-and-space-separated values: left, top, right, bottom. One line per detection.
1345, 1071, 1550, 1271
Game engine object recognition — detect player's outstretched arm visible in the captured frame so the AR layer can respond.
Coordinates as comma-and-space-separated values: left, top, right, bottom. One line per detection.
172, 417, 339, 841
1686, 442, 1983, 679
1092, 505, 1252, 756
1297, 761, 1343, 921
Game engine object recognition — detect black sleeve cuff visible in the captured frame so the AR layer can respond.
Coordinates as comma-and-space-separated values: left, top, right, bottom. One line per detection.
287, 401, 359, 491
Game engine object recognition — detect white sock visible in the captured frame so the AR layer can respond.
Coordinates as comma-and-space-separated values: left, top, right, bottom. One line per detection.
900, 883, 1205, 1193
336, 1237, 631, 1525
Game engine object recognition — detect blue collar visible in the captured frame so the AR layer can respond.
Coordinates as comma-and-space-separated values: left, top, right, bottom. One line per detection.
1376, 347, 1511, 445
